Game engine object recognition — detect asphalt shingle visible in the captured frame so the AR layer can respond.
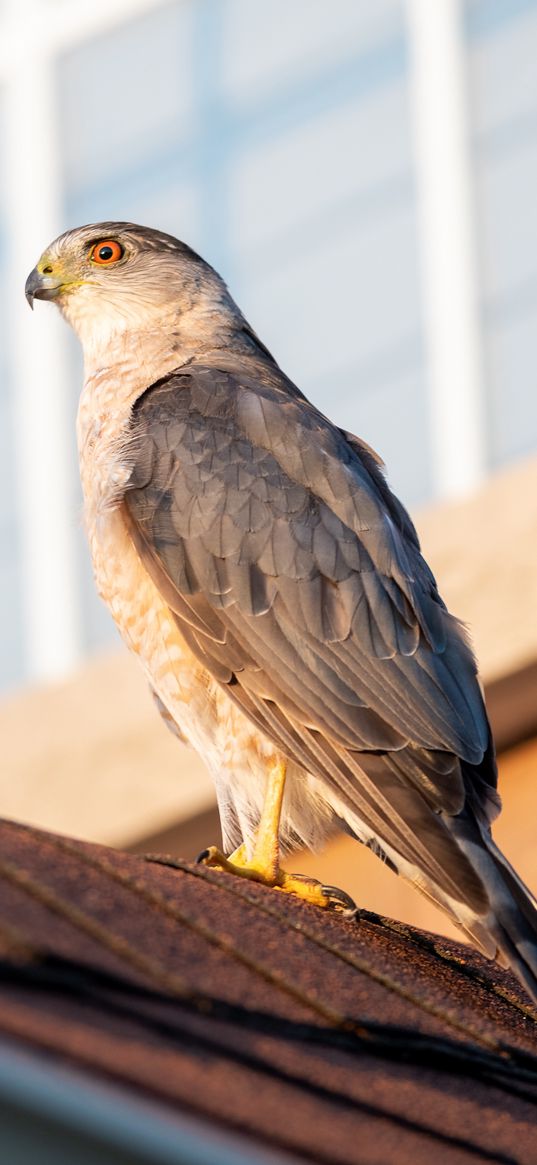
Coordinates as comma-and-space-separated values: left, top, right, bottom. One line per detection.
0, 818, 536, 1164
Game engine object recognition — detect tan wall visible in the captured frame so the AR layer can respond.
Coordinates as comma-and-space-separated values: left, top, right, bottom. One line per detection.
417, 455, 537, 682
0, 651, 214, 848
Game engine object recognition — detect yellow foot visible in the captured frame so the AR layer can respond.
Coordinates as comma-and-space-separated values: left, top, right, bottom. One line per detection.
197, 845, 357, 917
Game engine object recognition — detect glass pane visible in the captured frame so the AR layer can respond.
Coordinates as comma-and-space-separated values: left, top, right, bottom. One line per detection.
0, 95, 25, 689
466, 0, 537, 468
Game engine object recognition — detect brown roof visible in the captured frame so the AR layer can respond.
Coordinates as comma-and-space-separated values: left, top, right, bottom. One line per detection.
0, 818, 536, 1164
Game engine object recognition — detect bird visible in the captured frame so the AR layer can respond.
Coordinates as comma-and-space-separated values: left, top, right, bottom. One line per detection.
26, 221, 537, 1005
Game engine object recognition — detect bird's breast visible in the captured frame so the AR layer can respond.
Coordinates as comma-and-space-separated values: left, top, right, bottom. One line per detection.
76, 395, 276, 776
77, 392, 211, 734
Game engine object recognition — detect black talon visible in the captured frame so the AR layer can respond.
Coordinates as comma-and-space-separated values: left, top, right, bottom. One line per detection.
321, 884, 358, 919
196, 848, 211, 864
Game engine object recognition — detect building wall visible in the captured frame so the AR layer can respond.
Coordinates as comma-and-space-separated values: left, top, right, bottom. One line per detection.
1, 0, 537, 689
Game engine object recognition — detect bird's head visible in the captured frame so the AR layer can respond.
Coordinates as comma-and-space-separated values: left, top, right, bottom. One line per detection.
25, 221, 237, 361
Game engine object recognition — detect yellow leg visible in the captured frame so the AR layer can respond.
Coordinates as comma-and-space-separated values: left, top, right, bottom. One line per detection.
199, 761, 357, 915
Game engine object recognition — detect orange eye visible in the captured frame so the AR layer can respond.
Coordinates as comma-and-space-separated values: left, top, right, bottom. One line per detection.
90, 239, 124, 265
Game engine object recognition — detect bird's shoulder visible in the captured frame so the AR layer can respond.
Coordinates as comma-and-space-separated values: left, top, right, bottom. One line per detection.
127, 360, 417, 552
127, 358, 440, 631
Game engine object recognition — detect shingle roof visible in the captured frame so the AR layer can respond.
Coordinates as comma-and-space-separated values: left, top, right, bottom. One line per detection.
0, 817, 536, 1164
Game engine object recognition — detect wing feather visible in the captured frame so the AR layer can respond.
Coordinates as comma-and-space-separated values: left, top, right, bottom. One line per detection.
122, 363, 497, 912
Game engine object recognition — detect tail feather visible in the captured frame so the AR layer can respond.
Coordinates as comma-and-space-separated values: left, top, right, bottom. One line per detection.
484, 839, 537, 1005
451, 822, 537, 1006
338, 796, 537, 1007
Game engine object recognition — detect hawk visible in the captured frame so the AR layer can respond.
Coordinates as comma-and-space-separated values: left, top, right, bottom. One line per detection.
26, 222, 537, 1004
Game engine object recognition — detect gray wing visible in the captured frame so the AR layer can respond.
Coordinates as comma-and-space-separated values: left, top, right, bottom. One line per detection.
123, 363, 498, 912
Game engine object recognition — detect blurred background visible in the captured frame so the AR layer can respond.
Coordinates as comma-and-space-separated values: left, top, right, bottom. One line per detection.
0, 0, 536, 940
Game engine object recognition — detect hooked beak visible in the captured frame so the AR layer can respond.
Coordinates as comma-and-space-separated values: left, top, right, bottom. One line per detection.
25, 267, 64, 309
